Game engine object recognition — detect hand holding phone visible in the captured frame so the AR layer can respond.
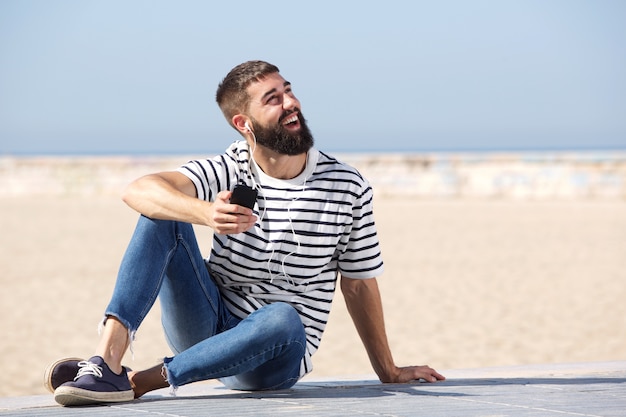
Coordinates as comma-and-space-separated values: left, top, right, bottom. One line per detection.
230, 184, 257, 210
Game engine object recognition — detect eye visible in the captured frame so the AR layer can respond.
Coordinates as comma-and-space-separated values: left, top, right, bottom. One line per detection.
266, 95, 279, 104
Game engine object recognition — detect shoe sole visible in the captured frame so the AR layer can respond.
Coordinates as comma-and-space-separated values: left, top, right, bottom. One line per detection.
43, 357, 83, 394
54, 385, 135, 406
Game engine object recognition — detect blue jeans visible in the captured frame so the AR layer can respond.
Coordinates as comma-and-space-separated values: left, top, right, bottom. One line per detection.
104, 216, 307, 391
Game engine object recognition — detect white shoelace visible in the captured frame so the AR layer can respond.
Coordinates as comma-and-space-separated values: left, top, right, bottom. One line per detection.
74, 360, 103, 381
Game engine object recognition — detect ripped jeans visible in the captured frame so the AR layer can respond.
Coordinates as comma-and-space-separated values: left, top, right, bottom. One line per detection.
104, 216, 307, 391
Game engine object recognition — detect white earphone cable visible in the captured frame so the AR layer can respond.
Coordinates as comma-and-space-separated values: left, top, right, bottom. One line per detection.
245, 124, 307, 284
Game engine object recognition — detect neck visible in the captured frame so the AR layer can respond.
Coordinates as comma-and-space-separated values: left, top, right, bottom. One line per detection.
251, 144, 308, 180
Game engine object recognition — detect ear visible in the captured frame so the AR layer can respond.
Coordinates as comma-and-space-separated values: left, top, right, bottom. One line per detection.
232, 115, 249, 135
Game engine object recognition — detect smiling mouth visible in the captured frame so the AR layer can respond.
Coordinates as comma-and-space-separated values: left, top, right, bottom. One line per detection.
281, 112, 299, 127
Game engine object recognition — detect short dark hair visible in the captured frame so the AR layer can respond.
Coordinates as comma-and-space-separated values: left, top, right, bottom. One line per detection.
216, 60, 280, 128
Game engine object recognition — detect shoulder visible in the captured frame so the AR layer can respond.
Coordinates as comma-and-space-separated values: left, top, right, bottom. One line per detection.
312, 150, 371, 196
315, 150, 366, 181
176, 141, 252, 200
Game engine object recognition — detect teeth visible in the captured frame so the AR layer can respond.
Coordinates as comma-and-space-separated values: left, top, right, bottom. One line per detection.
284, 115, 298, 125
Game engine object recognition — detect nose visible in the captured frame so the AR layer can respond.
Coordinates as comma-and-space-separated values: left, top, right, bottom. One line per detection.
283, 93, 299, 111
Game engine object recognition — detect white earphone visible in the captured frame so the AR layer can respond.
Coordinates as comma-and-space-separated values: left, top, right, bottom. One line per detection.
244, 121, 251, 132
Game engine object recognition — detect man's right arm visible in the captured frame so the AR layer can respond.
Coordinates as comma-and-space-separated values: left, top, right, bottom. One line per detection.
122, 171, 256, 234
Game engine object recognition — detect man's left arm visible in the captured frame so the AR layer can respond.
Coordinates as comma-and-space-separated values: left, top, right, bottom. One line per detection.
340, 275, 445, 383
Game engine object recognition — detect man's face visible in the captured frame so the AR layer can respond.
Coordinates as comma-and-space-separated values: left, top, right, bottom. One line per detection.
245, 72, 314, 155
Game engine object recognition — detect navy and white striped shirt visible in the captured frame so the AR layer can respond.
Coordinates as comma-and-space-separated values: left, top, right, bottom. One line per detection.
177, 140, 384, 376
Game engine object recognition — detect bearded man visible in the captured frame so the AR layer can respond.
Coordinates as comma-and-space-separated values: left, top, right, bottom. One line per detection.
46, 60, 445, 406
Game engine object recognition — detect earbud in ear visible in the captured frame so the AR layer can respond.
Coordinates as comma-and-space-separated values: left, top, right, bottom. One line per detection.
244, 121, 251, 132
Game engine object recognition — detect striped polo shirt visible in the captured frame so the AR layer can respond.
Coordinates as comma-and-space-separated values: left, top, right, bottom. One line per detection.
177, 140, 384, 377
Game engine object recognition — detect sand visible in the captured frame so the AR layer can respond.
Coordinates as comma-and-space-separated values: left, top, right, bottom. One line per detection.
1, 195, 625, 397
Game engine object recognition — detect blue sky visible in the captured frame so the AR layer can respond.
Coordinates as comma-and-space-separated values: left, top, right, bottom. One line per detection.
1, 0, 625, 155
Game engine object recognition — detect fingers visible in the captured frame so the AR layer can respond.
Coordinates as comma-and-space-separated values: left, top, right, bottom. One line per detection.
423, 369, 446, 382
414, 365, 446, 383
395, 365, 445, 384
211, 191, 257, 234
213, 209, 256, 234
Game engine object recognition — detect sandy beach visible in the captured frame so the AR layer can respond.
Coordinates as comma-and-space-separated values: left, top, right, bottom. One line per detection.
1, 192, 624, 398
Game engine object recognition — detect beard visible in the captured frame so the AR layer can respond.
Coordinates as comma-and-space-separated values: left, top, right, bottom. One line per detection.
250, 111, 314, 156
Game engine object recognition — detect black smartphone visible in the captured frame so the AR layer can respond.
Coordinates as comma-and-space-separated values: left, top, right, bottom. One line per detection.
230, 184, 257, 209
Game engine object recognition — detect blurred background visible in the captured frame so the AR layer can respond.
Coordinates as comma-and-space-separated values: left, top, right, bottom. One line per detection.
1, 0, 625, 155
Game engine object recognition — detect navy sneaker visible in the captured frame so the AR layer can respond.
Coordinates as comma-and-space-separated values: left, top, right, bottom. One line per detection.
44, 357, 133, 394
44, 357, 84, 393
54, 356, 135, 406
